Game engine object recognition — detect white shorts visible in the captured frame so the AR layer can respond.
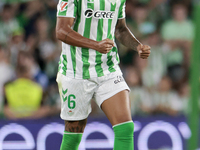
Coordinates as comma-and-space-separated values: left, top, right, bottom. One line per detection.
56, 71, 130, 120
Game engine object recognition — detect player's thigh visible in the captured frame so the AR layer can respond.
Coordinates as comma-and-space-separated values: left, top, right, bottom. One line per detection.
64, 119, 87, 133
94, 73, 131, 126
101, 90, 132, 126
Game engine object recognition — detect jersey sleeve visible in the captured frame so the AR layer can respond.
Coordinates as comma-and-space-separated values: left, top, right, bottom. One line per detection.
57, 0, 78, 18
118, 1, 126, 19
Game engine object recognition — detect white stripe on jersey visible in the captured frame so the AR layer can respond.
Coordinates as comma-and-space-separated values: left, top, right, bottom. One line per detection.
88, 0, 100, 77
100, 1, 110, 75
75, 1, 87, 78
57, 0, 61, 16
110, 0, 121, 67
66, 0, 75, 17
63, 43, 74, 77
111, 0, 121, 36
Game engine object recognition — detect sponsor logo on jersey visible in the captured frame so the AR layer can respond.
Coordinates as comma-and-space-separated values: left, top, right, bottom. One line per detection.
60, 2, 68, 12
84, 9, 115, 19
114, 76, 124, 84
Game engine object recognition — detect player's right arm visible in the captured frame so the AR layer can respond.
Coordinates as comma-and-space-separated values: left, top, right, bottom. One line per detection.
56, 17, 114, 54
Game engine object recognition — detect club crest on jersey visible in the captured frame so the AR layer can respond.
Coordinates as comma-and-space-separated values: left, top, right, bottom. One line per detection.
60, 1, 68, 12
67, 110, 74, 116
84, 9, 115, 19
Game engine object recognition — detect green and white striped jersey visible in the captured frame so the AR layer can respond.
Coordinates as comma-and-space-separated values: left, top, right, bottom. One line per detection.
57, 0, 126, 79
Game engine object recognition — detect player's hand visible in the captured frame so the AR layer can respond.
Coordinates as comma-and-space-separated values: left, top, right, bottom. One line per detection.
95, 38, 114, 54
137, 44, 151, 59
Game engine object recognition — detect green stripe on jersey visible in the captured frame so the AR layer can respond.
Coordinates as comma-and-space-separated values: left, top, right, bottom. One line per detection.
73, 0, 78, 17
58, 57, 62, 72
70, 46, 76, 77
62, 55, 67, 76
95, 0, 105, 77
118, 0, 125, 18
113, 46, 120, 63
73, 0, 82, 32
107, 3, 116, 40
112, 35, 120, 63
73, 0, 81, 32
82, 49, 90, 78
82, 2, 94, 79
71, 0, 82, 78
107, 3, 116, 73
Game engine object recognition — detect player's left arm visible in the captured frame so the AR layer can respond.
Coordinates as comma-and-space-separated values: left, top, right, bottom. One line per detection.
115, 18, 151, 59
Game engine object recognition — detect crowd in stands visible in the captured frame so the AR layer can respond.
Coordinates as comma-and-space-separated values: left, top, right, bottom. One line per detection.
0, 0, 197, 119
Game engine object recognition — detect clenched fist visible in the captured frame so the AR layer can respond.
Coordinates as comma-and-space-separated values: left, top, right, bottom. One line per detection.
137, 44, 151, 59
95, 38, 114, 54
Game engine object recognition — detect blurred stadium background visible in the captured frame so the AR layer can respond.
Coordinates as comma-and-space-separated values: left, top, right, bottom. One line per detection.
0, 0, 199, 150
